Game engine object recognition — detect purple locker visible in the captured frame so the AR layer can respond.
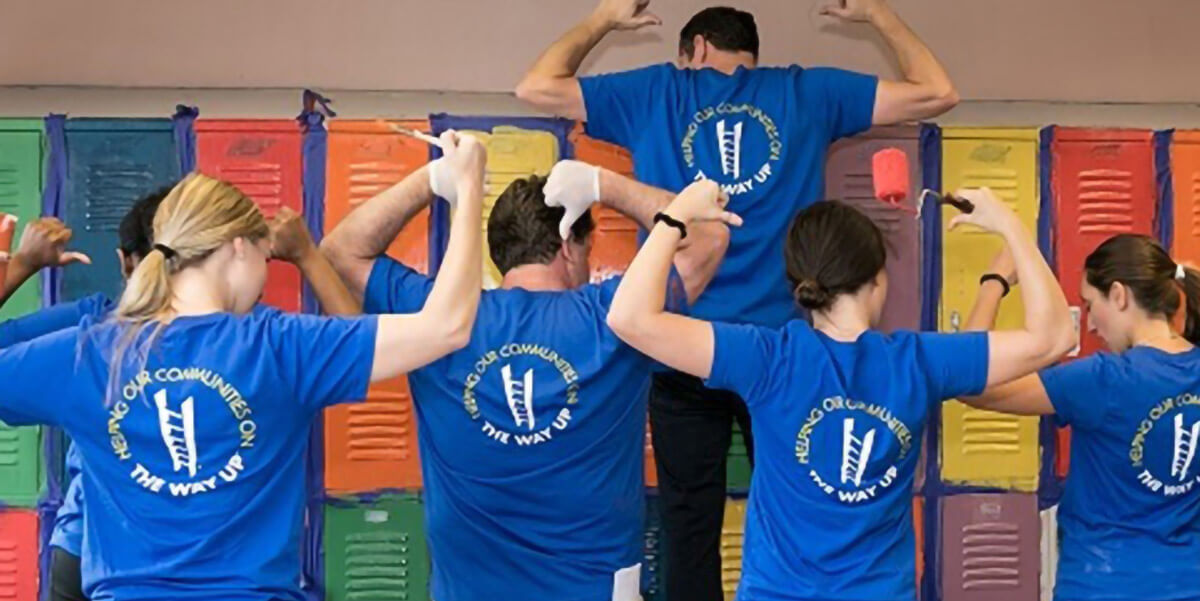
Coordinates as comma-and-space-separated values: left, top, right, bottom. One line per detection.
941, 494, 1038, 601
825, 126, 922, 332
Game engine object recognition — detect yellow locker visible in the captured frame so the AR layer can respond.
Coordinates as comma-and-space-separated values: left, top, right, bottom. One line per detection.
455, 127, 560, 289
720, 497, 746, 601
939, 128, 1040, 491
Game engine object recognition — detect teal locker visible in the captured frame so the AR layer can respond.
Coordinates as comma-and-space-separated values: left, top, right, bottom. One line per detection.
0, 119, 44, 319
324, 494, 430, 601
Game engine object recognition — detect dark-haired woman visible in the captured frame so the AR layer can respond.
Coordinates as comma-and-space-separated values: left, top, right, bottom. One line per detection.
961, 233, 1200, 601
606, 182, 1075, 601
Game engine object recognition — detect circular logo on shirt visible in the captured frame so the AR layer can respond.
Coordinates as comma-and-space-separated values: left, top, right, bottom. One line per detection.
461, 344, 581, 447
680, 103, 783, 197
108, 367, 257, 497
794, 396, 915, 504
1129, 393, 1200, 497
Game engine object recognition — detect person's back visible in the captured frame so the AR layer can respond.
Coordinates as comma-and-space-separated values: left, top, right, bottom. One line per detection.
1047, 347, 1200, 600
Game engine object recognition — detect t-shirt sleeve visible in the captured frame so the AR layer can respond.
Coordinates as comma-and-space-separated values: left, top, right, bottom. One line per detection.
579, 64, 676, 149
269, 313, 380, 411
916, 332, 990, 401
0, 293, 113, 348
593, 269, 689, 315
798, 67, 879, 142
1039, 356, 1111, 430
363, 256, 435, 315
706, 321, 786, 406
0, 327, 79, 426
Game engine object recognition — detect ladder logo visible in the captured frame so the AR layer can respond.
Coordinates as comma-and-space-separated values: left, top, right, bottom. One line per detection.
1172, 413, 1200, 481
716, 120, 744, 180
840, 418, 876, 487
502, 364, 536, 431
154, 389, 199, 477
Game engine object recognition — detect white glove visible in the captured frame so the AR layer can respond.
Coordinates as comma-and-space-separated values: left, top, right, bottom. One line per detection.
544, 160, 600, 240
428, 156, 459, 209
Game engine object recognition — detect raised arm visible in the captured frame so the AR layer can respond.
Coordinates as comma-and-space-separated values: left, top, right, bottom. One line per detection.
950, 188, 1075, 390
268, 207, 360, 316
0, 217, 91, 308
515, 0, 661, 120
606, 180, 741, 378
822, 0, 959, 124
545, 160, 729, 303
369, 134, 486, 382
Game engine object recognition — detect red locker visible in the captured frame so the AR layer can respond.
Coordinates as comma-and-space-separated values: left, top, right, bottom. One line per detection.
1052, 129, 1156, 358
941, 494, 1039, 601
914, 496, 925, 598
323, 120, 430, 492
196, 120, 305, 312
571, 128, 640, 282
0, 510, 38, 601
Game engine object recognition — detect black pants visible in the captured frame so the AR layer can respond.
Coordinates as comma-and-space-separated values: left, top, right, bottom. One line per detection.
650, 371, 755, 601
50, 547, 87, 601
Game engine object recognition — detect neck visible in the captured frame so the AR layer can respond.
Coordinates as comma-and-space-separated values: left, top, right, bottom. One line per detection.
170, 268, 228, 317
811, 296, 873, 342
1129, 317, 1187, 350
704, 53, 755, 75
501, 263, 572, 292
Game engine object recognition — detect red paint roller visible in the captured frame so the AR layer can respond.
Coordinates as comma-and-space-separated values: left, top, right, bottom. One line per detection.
871, 148, 974, 214
0, 214, 15, 285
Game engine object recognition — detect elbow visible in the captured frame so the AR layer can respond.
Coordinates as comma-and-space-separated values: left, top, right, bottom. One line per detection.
514, 75, 545, 105
1050, 322, 1078, 362
606, 307, 641, 343
932, 84, 960, 115
442, 315, 475, 353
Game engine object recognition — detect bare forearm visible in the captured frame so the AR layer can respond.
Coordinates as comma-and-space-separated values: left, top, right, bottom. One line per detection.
419, 180, 484, 339
0, 258, 37, 308
1002, 223, 1070, 347
609, 223, 678, 327
598, 168, 673, 230
964, 281, 1006, 331
869, 6, 952, 93
528, 13, 611, 81
295, 248, 361, 316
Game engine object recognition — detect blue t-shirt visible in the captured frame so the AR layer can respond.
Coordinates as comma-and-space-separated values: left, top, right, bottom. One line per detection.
1040, 348, 1200, 601
0, 292, 114, 557
0, 310, 377, 601
580, 64, 878, 327
706, 322, 988, 601
365, 257, 683, 601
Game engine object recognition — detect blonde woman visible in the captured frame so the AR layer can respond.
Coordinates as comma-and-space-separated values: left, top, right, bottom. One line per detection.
0, 131, 485, 601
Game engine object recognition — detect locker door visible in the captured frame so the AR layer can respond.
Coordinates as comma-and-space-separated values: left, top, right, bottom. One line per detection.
0, 510, 38, 601
720, 497, 746, 601
643, 494, 667, 601
1052, 129, 1155, 357
62, 119, 181, 302
825, 126, 922, 331
940, 129, 1040, 492
1040, 505, 1059, 601
941, 494, 1039, 601
196, 120, 304, 312
0, 120, 43, 319
571, 129, 640, 282
1171, 131, 1200, 264
728, 422, 752, 491
914, 496, 925, 598
324, 494, 429, 601
323, 120, 430, 492
0, 423, 40, 507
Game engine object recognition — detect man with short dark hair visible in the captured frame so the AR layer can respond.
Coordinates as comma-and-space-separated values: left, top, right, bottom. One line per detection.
322, 156, 729, 601
516, 1, 958, 598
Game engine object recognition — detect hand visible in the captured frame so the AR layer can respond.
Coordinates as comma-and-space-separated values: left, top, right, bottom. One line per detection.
595, 0, 661, 31
429, 130, 487, 208
664, 180, 743, 227
819, 0, 887, 23
987, 244, 1018, 286
12, 217, 91, 270
544, 160, 600, 240
947, 187, 1021, 236
268, 207, 317, 264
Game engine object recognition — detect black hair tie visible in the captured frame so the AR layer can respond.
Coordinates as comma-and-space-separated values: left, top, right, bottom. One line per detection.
153, 243, 178, 260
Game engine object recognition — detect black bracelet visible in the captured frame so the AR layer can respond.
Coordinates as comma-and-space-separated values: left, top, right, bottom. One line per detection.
654, 212, 688, 239
980, 273, 1011, 297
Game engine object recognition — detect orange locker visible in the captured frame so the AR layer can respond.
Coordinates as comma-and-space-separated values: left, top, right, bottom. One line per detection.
570, 128, 640, 282
195, 120, 304, 312
1171, 131, 1200, 265
1051, 129, 1156, 358
323, 120, 431, 492
0, 510, 38, 601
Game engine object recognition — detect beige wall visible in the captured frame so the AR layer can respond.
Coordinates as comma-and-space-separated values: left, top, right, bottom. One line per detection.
1, 0, 1198, 103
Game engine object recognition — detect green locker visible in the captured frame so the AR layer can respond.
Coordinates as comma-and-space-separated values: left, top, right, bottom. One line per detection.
324, 494, 430, 601
727, 422, 752, 491
0, 119, 44, 319
0, 425, 42, 507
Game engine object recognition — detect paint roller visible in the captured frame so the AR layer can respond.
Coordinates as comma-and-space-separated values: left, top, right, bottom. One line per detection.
0, 214, 15, 284
871, 148, 974, 214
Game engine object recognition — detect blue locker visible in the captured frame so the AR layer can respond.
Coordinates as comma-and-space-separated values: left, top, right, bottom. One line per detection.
61, 119, 180, 302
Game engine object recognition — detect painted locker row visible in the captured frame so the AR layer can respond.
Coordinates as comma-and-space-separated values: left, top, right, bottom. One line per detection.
323, 120, 430, 493
323, 494, 430, 601
195, 120, 303, 312
0, 120, 44, 320
0, 510, 38, 601
825, 125, 923, 332
940, 128, 1040, 492
0, 120, 45, 508
61, 119, 182, 303
940, 493, 1039, 601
